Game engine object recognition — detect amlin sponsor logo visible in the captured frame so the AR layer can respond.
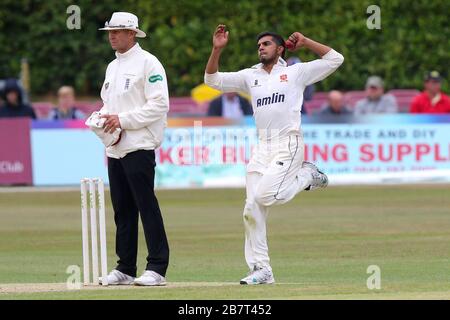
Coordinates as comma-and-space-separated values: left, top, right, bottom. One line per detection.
0, 161, 24, 174
256, 92, 285, 107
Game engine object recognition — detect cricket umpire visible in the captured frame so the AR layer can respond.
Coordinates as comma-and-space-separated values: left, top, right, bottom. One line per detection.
98, 12, 169, 286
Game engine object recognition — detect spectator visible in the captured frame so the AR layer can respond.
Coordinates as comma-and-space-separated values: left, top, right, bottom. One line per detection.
48, 86, 85, 120
0, 80, 4, 105
287, 57, 315, 114
410, 71, 450, 114
320, 90, 351, 115
207, 92, 253, 119
354, 76, 398, 114
0, 79, 36, 119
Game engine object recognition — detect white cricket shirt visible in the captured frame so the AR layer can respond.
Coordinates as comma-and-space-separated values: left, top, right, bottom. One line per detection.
204, 49, 344, 140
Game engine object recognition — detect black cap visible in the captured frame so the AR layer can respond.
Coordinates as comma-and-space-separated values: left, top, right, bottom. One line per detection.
425, 70, 442, 82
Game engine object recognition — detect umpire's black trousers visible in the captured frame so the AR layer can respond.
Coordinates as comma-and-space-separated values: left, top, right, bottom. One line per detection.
108, 149, 169, 277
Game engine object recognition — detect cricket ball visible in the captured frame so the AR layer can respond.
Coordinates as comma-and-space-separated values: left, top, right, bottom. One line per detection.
285, 39, 296, 50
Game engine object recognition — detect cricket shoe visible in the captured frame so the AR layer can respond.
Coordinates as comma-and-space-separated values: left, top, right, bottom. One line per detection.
240, 266, 275, 285
99, 269, 135, 285
134, 270, 167, 286
302, 161, 328, 191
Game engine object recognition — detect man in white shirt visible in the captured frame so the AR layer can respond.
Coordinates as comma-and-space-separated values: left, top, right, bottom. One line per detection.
97, 12, 170, 286
207, 92, 253, 119
221, 93, 243, 119
204, 25, 344, 284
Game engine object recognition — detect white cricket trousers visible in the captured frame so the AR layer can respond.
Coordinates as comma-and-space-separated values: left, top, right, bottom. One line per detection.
243, 134, 313, 270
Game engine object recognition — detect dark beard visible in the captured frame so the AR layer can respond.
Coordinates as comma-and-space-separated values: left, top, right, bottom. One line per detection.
259, 55, 277, 65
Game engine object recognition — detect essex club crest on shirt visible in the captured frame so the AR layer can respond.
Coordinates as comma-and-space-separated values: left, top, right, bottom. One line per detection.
280, 74, 288, 82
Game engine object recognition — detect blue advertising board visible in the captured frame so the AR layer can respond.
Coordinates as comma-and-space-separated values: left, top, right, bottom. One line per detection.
29, 116, 450, 186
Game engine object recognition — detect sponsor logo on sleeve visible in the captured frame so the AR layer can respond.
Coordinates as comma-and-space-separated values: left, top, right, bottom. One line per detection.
149, 74, 163, 83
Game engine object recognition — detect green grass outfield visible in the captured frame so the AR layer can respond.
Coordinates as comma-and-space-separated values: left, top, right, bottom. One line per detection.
0, 185, 449, 300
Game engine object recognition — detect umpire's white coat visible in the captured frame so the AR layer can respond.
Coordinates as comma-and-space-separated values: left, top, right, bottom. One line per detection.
100, 43, 169, 159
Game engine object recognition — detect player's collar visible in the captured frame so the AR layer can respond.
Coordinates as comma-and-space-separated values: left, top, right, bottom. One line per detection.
252, 57, 287, 70
277, 57, 287, 67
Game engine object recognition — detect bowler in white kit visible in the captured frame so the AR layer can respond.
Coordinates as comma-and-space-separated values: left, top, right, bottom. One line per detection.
204, 25, 344, 284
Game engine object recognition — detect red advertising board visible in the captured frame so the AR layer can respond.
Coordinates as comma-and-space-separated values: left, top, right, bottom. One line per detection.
0, 118, 33, 185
